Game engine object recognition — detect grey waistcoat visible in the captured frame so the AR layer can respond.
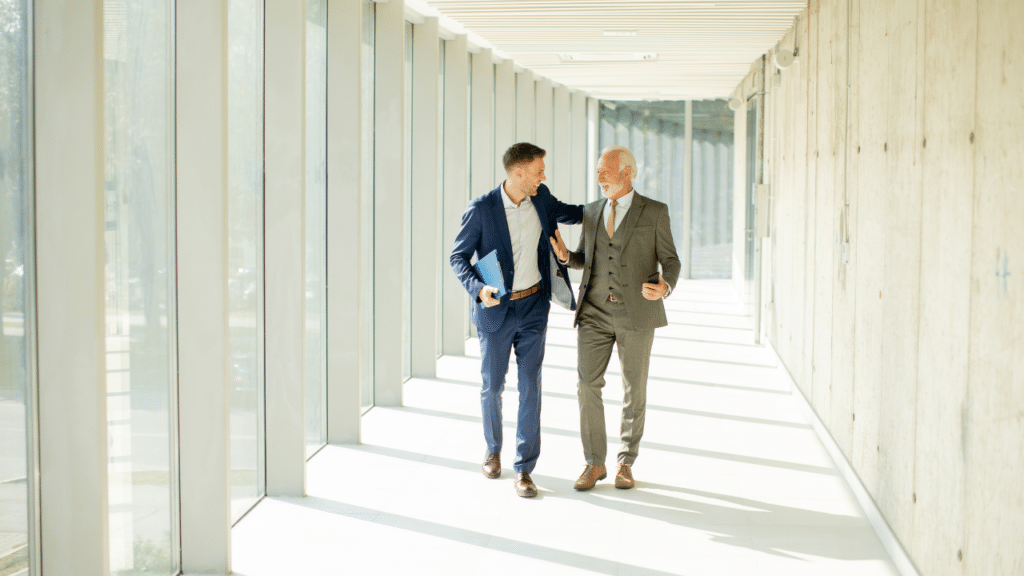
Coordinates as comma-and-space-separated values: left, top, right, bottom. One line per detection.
586, 218, 625, 307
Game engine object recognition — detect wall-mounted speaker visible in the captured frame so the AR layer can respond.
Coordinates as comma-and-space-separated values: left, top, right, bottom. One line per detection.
774, 51, 796, 70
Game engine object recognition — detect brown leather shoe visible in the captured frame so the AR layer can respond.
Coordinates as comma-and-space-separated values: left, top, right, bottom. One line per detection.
482, 452, 501, 479
614, 464, 635, 489
573, 464, 607, 491
515, 472, 538, 498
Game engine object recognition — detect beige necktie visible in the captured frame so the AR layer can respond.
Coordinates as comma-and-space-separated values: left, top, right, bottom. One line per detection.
607, 199, 617, 238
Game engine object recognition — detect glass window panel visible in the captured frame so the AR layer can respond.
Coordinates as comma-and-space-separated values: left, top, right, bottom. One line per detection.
0, 0, 36, 573
102, 0, 177, 573
360, 0, 375, 412
597, 99, 735, 280
306, 0, 327, 457
689, 99, 735, 279
228, 0, 265, 521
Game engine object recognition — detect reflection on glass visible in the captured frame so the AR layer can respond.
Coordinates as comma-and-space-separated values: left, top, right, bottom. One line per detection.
305, 0, 327, 456
0, 0, 34, 573
103, 1, 176, 574
228, 0, 265, 521
360, 0, 375, 412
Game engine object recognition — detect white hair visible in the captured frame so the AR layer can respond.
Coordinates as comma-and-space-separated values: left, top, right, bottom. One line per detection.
600, 146, 638, 178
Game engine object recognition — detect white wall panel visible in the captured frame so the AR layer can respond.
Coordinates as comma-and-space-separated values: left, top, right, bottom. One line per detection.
755, 0, 1024, 573
516, 69, 535, 143
551, 85, 570, 203
410, 17, 441, 378
178, 0, 233, 567
373, 0, 406, 406
535, 77, 553, 153
965, 1, 1024, 574
441, 35, 470, 356
494, 60, 516, 179
34, 1, 109, 573
471, 49, 495, 198
326, 0, 364, 441
265, 0, 307, 496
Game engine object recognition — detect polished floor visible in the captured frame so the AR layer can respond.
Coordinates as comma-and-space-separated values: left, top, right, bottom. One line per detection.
232, 280, 900, 576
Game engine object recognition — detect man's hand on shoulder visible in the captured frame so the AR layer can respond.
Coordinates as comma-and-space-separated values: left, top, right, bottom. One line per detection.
479, 285, 501, 307
641, 275, 669, 301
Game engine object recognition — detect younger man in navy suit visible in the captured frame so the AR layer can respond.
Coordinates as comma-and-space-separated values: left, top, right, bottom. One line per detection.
450, 143, 582, 497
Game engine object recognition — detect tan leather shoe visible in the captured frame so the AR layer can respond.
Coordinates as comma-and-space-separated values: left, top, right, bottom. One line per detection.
573, 464, 607, 491
482, 452, 501, 479
614, 464, 635, 489
515, 472, 538, 498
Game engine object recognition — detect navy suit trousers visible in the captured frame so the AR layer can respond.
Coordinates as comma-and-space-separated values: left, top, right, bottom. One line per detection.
477, 290, 549, 474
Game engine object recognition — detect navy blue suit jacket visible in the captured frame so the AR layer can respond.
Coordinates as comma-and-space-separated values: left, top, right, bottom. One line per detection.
450, 183, 583, 333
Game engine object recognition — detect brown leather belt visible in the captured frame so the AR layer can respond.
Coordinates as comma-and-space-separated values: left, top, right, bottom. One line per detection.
509, 282, 540, 301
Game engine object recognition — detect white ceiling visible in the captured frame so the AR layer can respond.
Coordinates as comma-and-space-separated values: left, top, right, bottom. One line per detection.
419, 0, 806, 100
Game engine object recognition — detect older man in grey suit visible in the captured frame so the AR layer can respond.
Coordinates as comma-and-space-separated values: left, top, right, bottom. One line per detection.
550, 145, 680, 490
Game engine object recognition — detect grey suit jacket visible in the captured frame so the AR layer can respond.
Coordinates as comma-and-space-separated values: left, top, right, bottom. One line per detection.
564, 192, 681, 331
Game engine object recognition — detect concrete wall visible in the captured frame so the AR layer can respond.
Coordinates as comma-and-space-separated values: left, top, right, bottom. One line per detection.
736, 1, 1024, 574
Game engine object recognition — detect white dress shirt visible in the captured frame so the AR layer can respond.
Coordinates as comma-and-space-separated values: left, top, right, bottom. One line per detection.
502, 181, 543, 290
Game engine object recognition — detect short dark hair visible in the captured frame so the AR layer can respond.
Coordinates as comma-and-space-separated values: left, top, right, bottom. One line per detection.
502, 142, 546, 173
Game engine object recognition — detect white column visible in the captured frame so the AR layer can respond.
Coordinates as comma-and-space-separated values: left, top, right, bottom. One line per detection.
442, 35, 470, 355
177, 1, 232, 569
535, 77, 553, 151
568, 90, 588, 250
326, 0, 363, 441
516, 69, 535, 142
34, 2, 108, 574
551, 85, 570, 198
374, 0, 405, 405
586, 97, 600, 202
471, 49, 495, 199
493, 59, 516, 177
682, 100, 693, 279
265, 0, 306, 496
410, 17, 440, 378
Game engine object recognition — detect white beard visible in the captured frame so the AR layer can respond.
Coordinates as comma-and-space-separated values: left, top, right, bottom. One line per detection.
600, 185, 621, 199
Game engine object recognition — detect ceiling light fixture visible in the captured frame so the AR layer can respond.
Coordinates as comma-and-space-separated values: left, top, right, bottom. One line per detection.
558, 53, 658, 62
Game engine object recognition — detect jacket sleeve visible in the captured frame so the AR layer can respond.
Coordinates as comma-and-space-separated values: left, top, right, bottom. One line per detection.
655, 204, 681, 291
545, 189, 584, 225
563, 215, 587, 270
450, 201, 487, 302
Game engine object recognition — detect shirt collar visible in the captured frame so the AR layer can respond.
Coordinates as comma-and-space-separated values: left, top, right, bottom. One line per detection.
501, 181, 532, 209
609, 187, 636, 210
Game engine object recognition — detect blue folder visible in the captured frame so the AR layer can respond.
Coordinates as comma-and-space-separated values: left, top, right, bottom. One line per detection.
473, 250, 507, 309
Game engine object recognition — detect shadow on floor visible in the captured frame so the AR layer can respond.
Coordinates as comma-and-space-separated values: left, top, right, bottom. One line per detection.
390, 405, 833, 476
295, 443, 883, 564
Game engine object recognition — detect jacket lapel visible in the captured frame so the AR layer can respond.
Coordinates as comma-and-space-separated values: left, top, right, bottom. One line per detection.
617, 193, 646, 249
585, 200, 605, 267
533, 193, 550, 240
489, 187, 516, 282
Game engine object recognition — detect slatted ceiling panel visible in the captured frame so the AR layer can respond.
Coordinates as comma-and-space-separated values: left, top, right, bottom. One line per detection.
425, 0, 804, 99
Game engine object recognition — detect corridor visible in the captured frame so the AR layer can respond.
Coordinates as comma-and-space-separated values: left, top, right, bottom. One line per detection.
232, 280, 900, 576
